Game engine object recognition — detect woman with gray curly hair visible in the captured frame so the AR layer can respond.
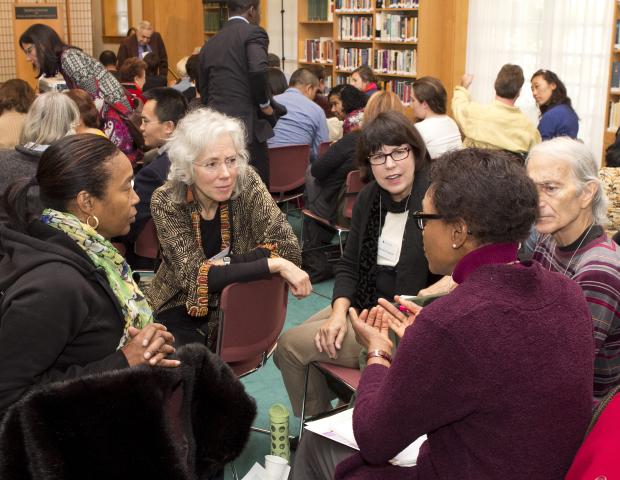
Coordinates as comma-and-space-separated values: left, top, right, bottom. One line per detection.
525, 136, 620, 400
146, 108, 311, 348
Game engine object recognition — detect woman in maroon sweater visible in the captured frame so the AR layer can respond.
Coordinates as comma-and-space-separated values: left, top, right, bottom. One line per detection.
294, 148, 595, 479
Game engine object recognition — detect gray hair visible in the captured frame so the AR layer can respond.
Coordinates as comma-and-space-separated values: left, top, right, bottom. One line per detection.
527, 137, 608, 226
138, 20, 153, 32
166, 108, 249, 203
20, 91, 80, 145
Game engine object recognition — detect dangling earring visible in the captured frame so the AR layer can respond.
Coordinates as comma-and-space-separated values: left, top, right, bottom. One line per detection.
86, 215, 99, 229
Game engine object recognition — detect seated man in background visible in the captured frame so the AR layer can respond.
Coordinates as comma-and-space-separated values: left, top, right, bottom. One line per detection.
524, 137, 620, 400
121, 87, 188, 268
452, 64, 541, 156
99, 50, 119, 79
411, 76, 462, 159
268, 68, 329, 162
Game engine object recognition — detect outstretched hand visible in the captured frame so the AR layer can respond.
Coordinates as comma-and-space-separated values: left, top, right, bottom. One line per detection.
377, 296, 422, 338
349, 306, 392, 353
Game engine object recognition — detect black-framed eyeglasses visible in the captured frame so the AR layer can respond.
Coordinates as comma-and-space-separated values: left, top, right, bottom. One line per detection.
368, 146, 411, 166
412, 211, 444, 230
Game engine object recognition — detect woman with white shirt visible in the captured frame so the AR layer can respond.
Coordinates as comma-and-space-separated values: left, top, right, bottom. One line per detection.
411, 76, 463, 159
274, 111, 440, 420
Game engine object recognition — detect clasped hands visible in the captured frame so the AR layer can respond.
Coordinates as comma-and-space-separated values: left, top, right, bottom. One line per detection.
122, 323, 180, 368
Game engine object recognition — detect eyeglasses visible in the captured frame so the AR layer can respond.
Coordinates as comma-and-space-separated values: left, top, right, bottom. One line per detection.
193, 157, 238, 173
412, 211, 444, 230
23, 45, 35, 56
368, 146, 411, 166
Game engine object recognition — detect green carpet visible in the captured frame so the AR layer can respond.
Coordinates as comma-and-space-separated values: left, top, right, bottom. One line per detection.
223, 278, 335, 479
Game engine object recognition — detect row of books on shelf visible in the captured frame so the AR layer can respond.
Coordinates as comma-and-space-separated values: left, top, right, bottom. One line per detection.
338, 15, 373, 40
307, 0, 334, 21
335, 0, 372, 11
334, 75, 413, 103
375, 12, 417, 42
204, 10, 225, 32
374, 48, 416, 75
615, 19, 620, 48
609, 100, 620, 131
336, 47, 372, 70
303, 38, 335, 64
376, 0, 419, 7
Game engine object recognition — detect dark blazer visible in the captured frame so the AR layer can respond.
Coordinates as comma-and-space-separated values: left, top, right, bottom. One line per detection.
117, 32, 168, 77
125, 149, 170, 244
199, 18, 273, 144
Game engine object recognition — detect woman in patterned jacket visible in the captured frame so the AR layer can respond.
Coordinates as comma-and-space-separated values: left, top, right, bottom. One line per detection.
19, 24, 139, 163
146, 108, 311, 349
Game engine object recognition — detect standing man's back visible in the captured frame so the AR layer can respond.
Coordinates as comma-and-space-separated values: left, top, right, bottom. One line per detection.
199, 0, 274, 185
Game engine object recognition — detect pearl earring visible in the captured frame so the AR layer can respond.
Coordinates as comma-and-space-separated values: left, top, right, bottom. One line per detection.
452, 244, 457, 249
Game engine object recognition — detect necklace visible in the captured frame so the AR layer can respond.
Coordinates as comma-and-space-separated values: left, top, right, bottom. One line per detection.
553, 223, 594, 277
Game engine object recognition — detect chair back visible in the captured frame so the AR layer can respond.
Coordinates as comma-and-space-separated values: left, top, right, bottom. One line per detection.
217, 275, 289, 376
268, 144, 311, 193
318, 141, 331, 158
342, 170, 363, 220
134, 218, 159, 259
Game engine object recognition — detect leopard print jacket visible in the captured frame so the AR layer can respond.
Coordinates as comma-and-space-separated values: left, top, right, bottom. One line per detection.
145, 168, 301, 315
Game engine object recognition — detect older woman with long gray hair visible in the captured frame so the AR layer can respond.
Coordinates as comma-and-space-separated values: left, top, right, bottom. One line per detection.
525, 136, 620, 400
0, 91, 80, 221
147, 108, 311, 348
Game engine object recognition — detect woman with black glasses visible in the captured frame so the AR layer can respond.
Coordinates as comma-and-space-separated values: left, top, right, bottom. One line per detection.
293, 147, 594, 480
275, 111, 440, 421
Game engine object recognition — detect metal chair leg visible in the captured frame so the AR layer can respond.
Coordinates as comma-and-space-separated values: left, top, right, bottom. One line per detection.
337, 229, 344, 255
231, 462, 239, 480
299, 363, 311, 441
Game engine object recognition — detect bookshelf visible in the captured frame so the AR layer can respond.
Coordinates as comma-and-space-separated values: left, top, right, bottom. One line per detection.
297, 0, 468, 108
202, 1, 268, 38
604, 1, 620, 161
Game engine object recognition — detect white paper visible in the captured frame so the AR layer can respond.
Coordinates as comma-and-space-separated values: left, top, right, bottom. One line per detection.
241, 463, 271, 480
304, 408, 426, 467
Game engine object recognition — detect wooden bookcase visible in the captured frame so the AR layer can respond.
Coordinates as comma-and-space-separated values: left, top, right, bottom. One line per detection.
203, 1, 268, 39
603, 0, 620, 162
297, 0, 468, 109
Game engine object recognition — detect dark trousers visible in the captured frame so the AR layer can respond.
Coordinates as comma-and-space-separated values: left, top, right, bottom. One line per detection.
248, 140, 269, 188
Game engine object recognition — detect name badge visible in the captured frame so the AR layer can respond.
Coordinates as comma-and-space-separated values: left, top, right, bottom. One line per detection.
378, 238, 399, 263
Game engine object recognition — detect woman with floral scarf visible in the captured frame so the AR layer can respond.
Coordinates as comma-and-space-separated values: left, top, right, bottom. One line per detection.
0, 134, 177, 415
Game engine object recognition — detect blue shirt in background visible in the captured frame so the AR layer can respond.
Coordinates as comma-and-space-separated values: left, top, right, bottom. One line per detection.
538, 104, 579, 140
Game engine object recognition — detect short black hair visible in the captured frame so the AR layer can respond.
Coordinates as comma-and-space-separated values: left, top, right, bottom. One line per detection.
338, 84, 367, 114
185, 54, 200, 83
357, 111, 428, 182
99, 50, 117, 67
267, 53, 281, 68
268, 67, 288, 95
143, 87, 188, 125
430, 148, 539, 244
142, 52, 160, 76
228, 0, 259, 14
289, 68, 318, 88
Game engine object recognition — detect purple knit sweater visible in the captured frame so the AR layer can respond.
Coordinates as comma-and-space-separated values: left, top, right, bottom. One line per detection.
335, 243, 594, 480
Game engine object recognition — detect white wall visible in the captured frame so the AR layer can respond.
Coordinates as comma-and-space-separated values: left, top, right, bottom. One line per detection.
265, 0, 297, 76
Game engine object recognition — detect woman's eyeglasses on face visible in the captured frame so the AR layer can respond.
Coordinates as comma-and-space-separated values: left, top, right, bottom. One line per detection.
193, 157, 238, 173
23, 45, 35, 56
368, 146, 411, 166
412, 211, 444, 231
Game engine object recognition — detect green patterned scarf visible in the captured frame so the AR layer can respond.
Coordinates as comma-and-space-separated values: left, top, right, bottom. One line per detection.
41, 208, 153, 348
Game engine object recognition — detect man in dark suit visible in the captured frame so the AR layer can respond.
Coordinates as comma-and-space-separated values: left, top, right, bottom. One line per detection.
117, 20, 168, 77
199, 0, 274, 186
121, 87, 187, 269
